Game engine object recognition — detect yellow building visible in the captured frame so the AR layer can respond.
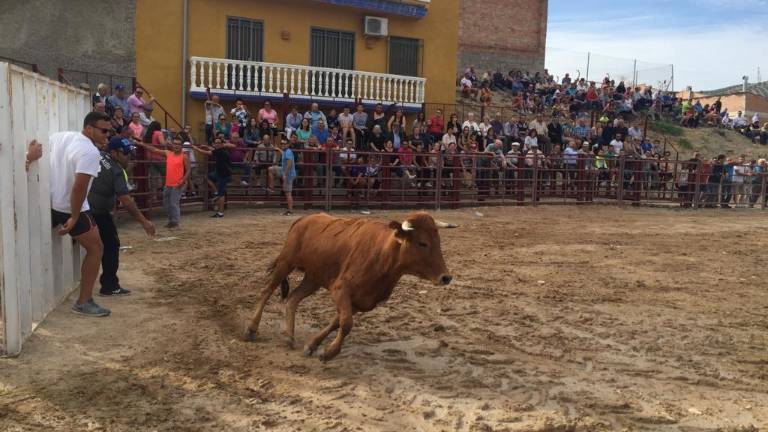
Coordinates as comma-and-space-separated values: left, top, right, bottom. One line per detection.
135, 0, 459, 137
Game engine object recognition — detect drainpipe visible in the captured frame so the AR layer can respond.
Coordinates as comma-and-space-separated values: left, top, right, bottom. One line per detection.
181, 0, 189, 126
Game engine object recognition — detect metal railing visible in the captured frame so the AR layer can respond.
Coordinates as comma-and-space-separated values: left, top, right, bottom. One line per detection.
125, 148, 768, 215
190, 56, 426, 106
57, 67, 135, 98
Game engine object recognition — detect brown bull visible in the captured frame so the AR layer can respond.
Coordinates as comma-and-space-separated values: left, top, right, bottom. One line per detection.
244, 211, 457, 361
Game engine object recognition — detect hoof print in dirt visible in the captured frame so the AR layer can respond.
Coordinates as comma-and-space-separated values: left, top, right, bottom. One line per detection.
242, 328, 257, 342
284, 336, 295, 350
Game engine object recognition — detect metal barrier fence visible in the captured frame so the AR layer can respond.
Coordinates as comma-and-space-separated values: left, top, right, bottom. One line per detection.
128, 148, 768, 215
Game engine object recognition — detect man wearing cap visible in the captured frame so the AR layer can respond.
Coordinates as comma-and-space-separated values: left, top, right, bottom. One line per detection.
108, 84, 130, 116
139, 103, 155, 128
88, 132, 156, 297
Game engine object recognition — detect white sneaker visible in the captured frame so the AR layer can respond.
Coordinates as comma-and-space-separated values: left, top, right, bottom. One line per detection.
425, 182, 433, 188
240, 180, 249, 186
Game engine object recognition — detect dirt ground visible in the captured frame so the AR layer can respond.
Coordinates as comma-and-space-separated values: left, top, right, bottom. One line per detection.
1, 206, 767, 431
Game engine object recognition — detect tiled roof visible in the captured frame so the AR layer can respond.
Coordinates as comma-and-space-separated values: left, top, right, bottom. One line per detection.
701, 80, 768, 98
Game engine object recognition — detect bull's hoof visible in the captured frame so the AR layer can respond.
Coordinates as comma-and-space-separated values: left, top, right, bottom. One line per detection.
319, 351, 337, 362
303, 345, 316, 357
284, 336, 295, 350
242, 328, 257, 342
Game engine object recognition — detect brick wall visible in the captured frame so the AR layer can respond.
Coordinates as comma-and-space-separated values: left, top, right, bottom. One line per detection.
458, 0, 547, 76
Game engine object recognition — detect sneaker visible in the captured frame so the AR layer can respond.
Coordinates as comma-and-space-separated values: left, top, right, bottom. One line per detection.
282, 210, 293, 216
71, 299, 111, 317
425, 182, 433, 188
166, 222, 179, 229
98, 287, 132, 297
240, 180, 250, 186
210, 212, 224, 218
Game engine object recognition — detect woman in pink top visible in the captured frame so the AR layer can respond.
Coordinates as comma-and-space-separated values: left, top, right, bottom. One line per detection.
143, 121, 167, 195
257, 100, 278, 131
128, 112, 144, 140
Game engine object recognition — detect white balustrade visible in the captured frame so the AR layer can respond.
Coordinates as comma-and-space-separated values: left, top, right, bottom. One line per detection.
189, 56, 426, 106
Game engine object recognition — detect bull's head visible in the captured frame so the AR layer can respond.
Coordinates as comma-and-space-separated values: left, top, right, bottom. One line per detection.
389, 212, 457, 286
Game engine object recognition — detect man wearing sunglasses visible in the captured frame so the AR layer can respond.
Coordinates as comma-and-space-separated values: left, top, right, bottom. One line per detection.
127, 86, 155, 115
88, 131, 156, 297
34, 111, 114, 316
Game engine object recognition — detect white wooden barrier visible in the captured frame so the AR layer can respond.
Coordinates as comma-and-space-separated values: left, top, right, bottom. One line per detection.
0, 62, 89, 356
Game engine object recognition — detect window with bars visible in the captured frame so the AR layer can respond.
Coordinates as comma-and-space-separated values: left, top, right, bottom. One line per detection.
388, 36, 422, 77
310, 28, 355, 70
226, 17, 264, 61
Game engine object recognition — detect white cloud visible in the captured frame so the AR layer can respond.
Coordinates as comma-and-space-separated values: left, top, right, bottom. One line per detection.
546, 22, 768, 91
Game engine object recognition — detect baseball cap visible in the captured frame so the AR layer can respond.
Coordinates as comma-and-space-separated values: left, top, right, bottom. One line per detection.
108, 137, 134, 155
115, 84, 125, 90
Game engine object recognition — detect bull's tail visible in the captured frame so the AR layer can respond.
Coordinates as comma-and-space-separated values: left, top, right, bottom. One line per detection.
266, 259, 290, 300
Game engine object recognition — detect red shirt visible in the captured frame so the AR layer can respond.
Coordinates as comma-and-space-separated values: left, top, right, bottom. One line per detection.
398, 147, 414, 165
428, 116, 444, 134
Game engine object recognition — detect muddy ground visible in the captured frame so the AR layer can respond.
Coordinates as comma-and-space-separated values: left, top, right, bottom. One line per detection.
1, 206, 766, 431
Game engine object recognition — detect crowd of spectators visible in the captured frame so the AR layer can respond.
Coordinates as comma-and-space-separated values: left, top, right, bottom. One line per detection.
91, 80, 767, 212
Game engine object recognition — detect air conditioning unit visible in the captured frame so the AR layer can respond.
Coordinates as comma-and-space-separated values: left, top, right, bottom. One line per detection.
364, 16, 388, 37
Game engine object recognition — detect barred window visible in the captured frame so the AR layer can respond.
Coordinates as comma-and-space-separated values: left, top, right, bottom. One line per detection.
226, 17, 264, 61
310, 28, 355, 70
388, 36, 421, 77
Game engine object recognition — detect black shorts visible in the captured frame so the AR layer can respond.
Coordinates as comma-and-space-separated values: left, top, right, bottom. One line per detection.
51, 210, 95, 237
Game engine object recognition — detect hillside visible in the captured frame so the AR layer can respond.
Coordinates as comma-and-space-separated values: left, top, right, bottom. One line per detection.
646, 121, 767, 160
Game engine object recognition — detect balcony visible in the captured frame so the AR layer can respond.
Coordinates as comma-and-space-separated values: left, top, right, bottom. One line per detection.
189, 56, 426, 110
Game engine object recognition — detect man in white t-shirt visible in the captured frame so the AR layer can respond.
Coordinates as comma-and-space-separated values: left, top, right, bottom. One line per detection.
610, 134, 625, 155
462, 112, 479, 134
30, 111, 112, 317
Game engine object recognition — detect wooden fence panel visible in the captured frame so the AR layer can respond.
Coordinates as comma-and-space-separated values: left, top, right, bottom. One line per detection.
0, 63, 89, 356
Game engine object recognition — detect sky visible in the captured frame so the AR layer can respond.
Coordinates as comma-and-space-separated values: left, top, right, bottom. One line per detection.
545, 0, 768, 91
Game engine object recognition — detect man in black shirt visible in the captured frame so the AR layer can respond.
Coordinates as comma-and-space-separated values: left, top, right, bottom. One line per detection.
191, 136, 237, 218
88, 135, 156, 296
706, 154, 726, 208
547, 117, 564, 148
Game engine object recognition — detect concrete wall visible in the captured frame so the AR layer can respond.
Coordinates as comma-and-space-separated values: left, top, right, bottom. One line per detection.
458, 0, 548, 75
745, 93, 768, 121
135, 0, 460, 136
688, 93, 768, 121
0, 0, 136, 85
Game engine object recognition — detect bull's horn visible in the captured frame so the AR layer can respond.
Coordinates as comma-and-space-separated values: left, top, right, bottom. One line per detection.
401, 220, 415, 231
435, 220, 459, 229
